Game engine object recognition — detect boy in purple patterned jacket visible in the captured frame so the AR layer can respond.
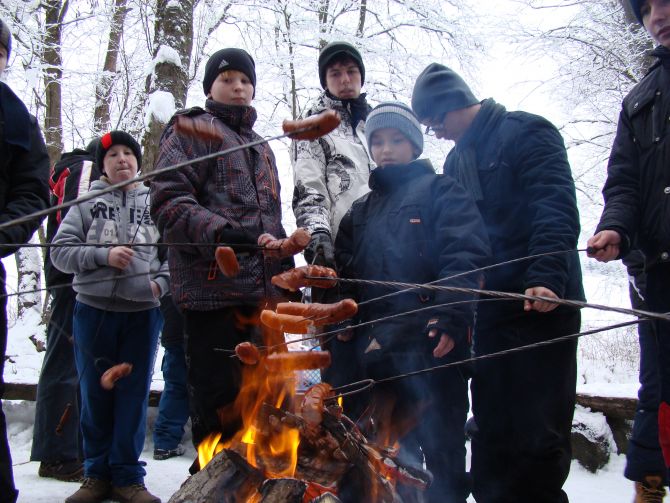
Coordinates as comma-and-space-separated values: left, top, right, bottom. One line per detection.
150, 48, 292, 468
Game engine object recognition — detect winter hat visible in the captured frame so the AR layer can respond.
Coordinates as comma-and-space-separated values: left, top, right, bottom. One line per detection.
0, 19, 11, 61
365, 102, 423, 158
203, 48, 256, 97
411, 63, 479, 121
318, 41, 365, 89
629, 0, 644, 24
97, 131, 142, 173
86, 137, 100, 157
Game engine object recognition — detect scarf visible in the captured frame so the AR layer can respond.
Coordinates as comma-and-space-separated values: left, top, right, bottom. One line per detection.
326, 90, 371, 134
445, 98, 507, 201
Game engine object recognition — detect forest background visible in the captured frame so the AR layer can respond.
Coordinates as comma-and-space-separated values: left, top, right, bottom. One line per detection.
0, 0, 654, 399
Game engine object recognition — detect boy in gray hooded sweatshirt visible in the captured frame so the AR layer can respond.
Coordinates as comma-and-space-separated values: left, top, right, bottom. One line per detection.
51, 131, 168, 503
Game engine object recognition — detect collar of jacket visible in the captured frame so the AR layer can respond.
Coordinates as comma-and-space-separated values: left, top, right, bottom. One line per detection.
651, 45, 670, 69
369, 158, 434, 192
312, 91, 370, 126
205, 99, 258, 134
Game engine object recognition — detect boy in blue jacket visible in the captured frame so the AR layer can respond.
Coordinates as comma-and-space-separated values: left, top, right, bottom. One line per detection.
335, 102, 490, 503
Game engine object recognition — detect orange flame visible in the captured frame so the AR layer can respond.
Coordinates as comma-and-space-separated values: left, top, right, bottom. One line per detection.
196, 318, 302, 478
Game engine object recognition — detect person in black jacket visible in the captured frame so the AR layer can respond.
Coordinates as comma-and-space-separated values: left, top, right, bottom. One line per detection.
588, 0, 670, 489
0, 19, 50, 503
412, 65, 584, 503
335, 102, 490, 503
30, 142, 101, 481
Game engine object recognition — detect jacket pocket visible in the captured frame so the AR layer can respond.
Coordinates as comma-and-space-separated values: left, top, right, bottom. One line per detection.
628, 88, 661, 150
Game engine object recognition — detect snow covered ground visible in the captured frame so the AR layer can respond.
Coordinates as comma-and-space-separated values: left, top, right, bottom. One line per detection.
4, 397, 632, 502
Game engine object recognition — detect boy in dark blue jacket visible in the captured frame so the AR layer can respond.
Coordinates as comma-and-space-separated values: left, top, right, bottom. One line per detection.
335, 102, 490, 503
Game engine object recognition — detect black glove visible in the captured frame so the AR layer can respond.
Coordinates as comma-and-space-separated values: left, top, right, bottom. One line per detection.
304, 231, 336, 268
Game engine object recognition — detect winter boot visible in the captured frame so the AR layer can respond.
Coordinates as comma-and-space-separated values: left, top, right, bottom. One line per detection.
153, 444, 185, 460
38, 459, 84, 482
110, 483, 161, 503
634, 474, 666, 503
65, 477, 111, 503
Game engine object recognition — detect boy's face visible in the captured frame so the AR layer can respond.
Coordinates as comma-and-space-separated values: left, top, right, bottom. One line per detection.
641, 0, 670, 48
325, 59, 362, 100
103, 144, 138, 185
208, 70, 254, 106
369, 128, 416, 167
0, 46, 7, 73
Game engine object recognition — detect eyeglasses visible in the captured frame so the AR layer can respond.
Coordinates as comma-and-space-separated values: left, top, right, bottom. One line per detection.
423, 113, 445, 136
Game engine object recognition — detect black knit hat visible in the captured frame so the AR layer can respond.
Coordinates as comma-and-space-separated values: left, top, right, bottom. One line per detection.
411, 63, 479, 121
318, 41, 365, 89
0, 19, 11, 61
203, 48, 256, 97
97, 131, 142, 173
629, 0, 644, 24
365, 102, 423, 159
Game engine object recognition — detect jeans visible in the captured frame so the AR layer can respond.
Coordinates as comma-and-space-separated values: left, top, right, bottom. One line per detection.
153, 343, 189, 450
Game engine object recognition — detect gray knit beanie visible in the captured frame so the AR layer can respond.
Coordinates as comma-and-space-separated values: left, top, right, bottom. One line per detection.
0, 19, 11, 61
411, 63, 479, 121
365, 102, 423, 158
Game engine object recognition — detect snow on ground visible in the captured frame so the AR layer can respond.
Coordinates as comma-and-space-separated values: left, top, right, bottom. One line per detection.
5, 398, 633, 502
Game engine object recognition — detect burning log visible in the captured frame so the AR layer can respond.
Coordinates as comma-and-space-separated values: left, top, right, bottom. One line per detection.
167, 449, 264, 503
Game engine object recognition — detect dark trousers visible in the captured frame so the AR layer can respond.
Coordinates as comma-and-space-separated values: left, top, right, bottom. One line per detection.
646, 265, 670, 477
625, 317, 666, 482
0, 269, 18, 503
183, 306, 262, 449
471, 309, 580, 503
153, 343, 189, 450
31, 287, 82, 462
365, 348, 470, 503
73, 301, 162, 486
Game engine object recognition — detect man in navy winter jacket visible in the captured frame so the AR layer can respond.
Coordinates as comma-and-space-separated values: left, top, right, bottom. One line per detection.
589, 0, 670, 495
0, 19, 50, 503
412, 64, 584, 503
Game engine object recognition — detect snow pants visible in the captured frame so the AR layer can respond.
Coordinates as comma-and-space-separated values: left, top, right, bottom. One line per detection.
0, 267, 18, 503
73, 301, 161, 486
31, 286, 82, 463
471, 309, 580, 503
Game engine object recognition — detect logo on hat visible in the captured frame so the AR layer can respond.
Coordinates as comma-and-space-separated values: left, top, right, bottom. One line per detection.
218, 59, 229, 69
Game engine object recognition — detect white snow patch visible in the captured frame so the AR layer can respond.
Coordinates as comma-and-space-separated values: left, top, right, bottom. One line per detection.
145, 45, 183, 76
144, 91, 176, 127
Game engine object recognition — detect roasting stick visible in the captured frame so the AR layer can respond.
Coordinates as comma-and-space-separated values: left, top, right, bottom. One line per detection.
326, 318, 643, 399
0, 110, 341, 235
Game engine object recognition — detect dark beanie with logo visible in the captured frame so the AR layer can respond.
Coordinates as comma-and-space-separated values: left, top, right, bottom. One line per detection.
0, 19, 12, 61
411, 63, 479, 121
318, 41, 365, 89
203, 48, 256, 97
628, 0, 644, 24
97, 131, 142, 173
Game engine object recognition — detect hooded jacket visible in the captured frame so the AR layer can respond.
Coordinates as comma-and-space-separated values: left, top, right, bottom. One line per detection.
150, 101, 289, 311
335, 160, 490, 363
51, 179, 169, 312
596, 46, 670, 269
292, 92, 373, 240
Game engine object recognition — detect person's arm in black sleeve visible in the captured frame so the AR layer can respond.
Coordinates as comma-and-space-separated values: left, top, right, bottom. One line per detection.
0, 117, 50, 257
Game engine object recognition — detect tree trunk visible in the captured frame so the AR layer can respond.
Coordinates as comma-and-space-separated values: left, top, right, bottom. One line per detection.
42, 0, 68, 164
356, 0, 367, 38
141, 0, 194, 174
93, 0, 129, 134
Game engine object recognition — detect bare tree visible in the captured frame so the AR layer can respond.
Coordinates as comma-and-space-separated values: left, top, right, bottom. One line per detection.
94, 0, 129, 133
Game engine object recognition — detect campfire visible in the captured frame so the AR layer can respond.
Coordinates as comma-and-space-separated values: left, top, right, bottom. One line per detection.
167, 282, 432, 503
